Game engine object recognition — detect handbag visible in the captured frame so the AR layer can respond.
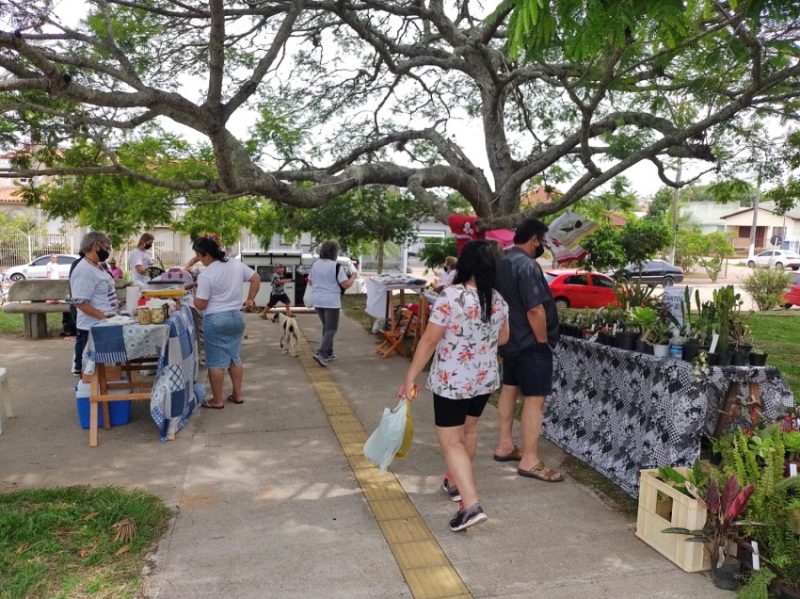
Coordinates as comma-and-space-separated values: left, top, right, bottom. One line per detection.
363, 399, 414, 471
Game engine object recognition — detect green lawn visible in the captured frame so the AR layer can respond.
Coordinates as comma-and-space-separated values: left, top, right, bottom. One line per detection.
747, 313, 800, 400
0, 486, 170, 599
0, 311, 64, 337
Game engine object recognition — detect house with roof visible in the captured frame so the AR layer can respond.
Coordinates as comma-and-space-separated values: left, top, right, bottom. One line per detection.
720, 202, 800, 253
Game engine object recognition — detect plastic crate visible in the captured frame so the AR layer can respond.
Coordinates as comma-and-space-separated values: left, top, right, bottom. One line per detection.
635, 468, 710, 572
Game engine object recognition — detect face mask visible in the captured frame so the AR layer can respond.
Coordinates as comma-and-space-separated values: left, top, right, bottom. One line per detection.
97, 247, 110, 263
144, 243, 153, 250
533, 243, 545, 259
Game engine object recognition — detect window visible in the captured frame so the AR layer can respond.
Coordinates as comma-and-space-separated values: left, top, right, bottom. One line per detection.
57, 255, 76, 265
759, 251, 773, 257
564, 275, 588, 285
32, 256, 50, 266
738, 226, 751, 239
592, 276, 614, 288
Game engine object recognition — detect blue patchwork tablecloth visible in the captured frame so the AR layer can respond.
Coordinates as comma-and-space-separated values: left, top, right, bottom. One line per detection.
84, 305, 206, 441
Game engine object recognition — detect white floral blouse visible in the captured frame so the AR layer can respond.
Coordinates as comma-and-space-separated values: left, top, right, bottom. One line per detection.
427, 284, 509, 399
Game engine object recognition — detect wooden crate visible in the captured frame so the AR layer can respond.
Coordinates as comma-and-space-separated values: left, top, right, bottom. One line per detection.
635, 468, 710, 572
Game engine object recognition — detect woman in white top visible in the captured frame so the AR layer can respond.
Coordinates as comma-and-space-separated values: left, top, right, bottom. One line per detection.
130, 233, 155, 287
308, 240, 357, 366
399, 240, 509, 532
193, 236, 260, 408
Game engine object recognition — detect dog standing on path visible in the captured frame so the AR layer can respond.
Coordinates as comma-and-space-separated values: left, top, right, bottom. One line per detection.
271, 312, 299, 357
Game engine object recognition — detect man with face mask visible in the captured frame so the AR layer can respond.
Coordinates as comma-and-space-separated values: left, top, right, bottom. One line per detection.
70, 232, 119, 374
130, 233, 156, 287
493, 218, 563, 483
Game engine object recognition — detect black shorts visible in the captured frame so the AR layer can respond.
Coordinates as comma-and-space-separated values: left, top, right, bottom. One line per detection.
502, 344, 553, 397
268, 293, 291, 307
433, 393, 490, 428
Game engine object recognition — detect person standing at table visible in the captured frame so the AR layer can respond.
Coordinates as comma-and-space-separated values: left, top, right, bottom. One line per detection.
70, 233, 119, 373
130, 232, 155, 287
398, 240, 509, 531
108, 258, 123, 279
192, 237, 260, 408
308, 240, 357, 367
493, 218, 563, 482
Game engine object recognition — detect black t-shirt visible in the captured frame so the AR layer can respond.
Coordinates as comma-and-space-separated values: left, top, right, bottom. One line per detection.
495, 247, 559, 356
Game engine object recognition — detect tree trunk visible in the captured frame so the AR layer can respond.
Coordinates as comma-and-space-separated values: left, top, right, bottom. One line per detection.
748, 176, 761, 260
377, 240, 385, 274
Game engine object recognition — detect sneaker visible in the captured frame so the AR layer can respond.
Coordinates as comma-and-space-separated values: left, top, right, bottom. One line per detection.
326, 354, 337, 361
441, 476, 461, 502
449, 502, 487, 532
313, 354, 329, 368
71, 368, 81, 376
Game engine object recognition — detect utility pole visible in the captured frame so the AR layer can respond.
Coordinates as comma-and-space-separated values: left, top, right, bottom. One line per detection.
668, 159, 683, 265
748, 175, 762, 260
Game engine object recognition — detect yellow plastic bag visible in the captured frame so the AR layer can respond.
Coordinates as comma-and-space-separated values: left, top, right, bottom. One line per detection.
395, 400, 413, 459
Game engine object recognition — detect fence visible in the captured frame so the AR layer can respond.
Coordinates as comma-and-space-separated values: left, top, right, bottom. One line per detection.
0, 228, 71, 267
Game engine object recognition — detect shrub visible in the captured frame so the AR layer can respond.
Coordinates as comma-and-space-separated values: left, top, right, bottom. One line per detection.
699, 256, 723, 282
743, 267, 792, 311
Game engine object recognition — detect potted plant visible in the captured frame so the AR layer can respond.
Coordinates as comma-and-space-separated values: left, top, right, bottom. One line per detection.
749, 347, 768, 367
664, 474, 755, 590
708, 285, 742, 366
628, 306, 657, 353
649, 320, 672, 358
729, 319, 753, 366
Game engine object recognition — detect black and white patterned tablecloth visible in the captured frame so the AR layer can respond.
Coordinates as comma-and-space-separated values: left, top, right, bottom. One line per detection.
542, 337, 794, 497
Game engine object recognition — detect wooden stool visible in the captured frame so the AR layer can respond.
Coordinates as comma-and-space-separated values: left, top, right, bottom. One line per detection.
0, 367, 14, 434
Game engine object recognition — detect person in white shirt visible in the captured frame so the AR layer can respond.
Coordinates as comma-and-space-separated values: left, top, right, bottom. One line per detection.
398, 240, 509, 532
70, 233, 119, 373
130, 233, 155, 287
433, 256, 457, 293
192, 236, 260, 408
46, 255, 60, 280
308, 240, 357, 366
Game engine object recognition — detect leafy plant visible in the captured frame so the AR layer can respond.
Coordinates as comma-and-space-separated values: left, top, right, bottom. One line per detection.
743, 267, 793, 311
658, 462, 709, 499
663, 475, 755, 568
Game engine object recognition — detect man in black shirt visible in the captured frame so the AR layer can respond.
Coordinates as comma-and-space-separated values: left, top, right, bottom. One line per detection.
493, 218, 563, 482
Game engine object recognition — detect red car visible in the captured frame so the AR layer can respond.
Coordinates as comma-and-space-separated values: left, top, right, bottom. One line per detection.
545, 270, 618, 309
785, 275, 800, 308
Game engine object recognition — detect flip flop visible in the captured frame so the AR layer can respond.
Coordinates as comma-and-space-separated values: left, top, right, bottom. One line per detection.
493, 445, 523, 462
201, 401, 224, 410
226, 394, 244, 404
517, 461, 564, 482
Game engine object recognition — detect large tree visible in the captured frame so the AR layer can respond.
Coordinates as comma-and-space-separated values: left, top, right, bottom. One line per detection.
1, 0, 799, 229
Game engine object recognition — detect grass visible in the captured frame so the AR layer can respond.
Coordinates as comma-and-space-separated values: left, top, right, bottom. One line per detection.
747, 312, 800, 400
0, 486, 171, 599
0, 311, 64, 337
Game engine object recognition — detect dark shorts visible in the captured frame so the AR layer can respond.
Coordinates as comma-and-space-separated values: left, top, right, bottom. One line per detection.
433, 393, 490, 428
502, 344, 553, 397
268, 293, 291, 307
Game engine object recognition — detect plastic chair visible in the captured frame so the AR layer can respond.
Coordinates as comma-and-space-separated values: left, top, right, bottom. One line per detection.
0, 367, 14, 434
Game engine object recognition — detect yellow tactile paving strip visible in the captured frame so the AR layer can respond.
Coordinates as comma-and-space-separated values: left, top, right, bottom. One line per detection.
296, 331, 473, 599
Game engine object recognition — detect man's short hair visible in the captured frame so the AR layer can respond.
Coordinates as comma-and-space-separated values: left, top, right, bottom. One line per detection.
80, 231, 111, 254
513, 218, 548, 245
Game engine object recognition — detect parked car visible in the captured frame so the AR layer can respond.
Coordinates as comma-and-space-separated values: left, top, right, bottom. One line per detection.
545, 270, 618, 309
785, 275, 800, 308
5, 253, 80, 281
747, 249, 800, 270
613, 260, 685, 286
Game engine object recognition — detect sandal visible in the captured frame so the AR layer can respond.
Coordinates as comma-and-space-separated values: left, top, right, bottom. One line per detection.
201, 401, 224, 410
517, 461, 564, 482
226, 394, 244, 405
493, 445, 523, 462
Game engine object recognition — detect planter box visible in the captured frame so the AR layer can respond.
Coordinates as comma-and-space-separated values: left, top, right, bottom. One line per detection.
635, 468, 710, 572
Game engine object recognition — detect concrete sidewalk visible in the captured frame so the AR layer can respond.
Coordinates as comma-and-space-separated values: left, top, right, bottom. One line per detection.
0, 313, 730, 598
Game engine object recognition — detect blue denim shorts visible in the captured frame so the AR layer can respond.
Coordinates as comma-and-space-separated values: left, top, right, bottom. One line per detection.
203, 310, 245, 369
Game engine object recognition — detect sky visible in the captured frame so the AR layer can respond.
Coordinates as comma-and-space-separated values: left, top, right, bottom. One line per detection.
24, 0, 721, 201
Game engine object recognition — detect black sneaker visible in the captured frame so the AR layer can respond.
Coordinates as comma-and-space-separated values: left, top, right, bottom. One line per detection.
449, 502, 487, 532
326, 354, 337, 361
313, 354, 329, 368
441, 476, 461, 502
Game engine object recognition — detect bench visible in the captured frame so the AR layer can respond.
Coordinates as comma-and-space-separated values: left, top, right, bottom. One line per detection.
2, 279, 131, 339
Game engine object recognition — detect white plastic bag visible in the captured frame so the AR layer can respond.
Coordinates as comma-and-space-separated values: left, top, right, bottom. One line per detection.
363, 399, 413, 472
303, 283, 313, 308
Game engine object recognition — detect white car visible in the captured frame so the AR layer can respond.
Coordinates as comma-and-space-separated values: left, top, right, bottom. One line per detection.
5, 253, 81, 281
747, 249, 800, 270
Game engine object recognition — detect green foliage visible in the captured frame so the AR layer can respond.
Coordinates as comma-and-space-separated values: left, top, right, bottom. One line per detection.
418, 237, 458, 270
646, 188, 674, 221
738, 568, 776, 599
705, 178, 755, 205
765, 177, 800, 216
619, 219, 672, 267
0, 486, 170, 598
743, 267, 793, 311
172, 197, 261, 245
580, 226, 626, 272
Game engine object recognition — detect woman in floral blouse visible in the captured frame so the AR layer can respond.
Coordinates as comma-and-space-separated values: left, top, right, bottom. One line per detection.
399, 240, 509, 532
